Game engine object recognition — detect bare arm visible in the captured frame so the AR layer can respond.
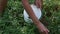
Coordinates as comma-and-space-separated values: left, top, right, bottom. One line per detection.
22, 0, 41, 26
22, 0, 49, 34
35, 0, 43, 9
0, 0, 7, 13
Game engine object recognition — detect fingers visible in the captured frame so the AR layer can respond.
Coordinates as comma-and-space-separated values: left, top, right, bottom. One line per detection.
35, 2, 39, 8
45, 28, 49, 34
41, 31, 49, 34
35, 0, 40, 8
46, 28, 49, 32
45, 31, 48, 34
40, 28, 49, 34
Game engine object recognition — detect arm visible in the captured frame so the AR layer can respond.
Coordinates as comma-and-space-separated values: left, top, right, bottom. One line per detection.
22, 0, 49, 34
35, 0, 43, 9
22, 0, 41, 26
0, 0, 7, 14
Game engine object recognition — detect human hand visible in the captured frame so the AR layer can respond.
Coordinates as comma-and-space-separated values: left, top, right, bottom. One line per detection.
37, 23, 49, 34
34, 0, 43, 9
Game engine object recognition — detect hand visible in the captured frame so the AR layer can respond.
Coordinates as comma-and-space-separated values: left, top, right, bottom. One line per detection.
37, 23, 49, 34
34, 0, 43, 9
34, 0, 40, 8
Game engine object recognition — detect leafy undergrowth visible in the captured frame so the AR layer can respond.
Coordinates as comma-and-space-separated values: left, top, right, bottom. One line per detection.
0, 0, 60, 34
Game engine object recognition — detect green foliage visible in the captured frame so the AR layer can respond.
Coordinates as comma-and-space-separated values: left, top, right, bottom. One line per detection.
0, 0, 60, 34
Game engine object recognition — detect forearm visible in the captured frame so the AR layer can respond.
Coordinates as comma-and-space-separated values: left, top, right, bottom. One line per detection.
22, 0, 49, 34
22, 0, 42, 26
0, 0, 7, 12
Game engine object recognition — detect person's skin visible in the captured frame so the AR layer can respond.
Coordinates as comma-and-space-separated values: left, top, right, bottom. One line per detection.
34, 0, 43, 9
0, 0, 7, 16
0, 0, 49, 34
22, 0, 49, 34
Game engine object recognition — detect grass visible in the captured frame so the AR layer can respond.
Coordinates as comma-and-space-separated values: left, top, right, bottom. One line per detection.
0, 0, 60, 34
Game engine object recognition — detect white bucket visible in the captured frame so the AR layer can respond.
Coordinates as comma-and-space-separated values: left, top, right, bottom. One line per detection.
23, 4, 42, 23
